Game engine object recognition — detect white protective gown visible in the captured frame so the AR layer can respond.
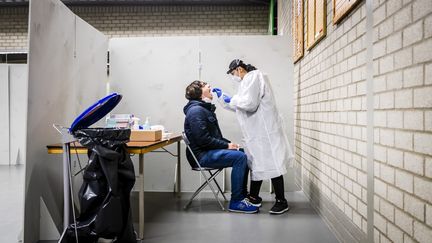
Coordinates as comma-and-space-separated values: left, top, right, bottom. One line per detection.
221, 70, 294, 181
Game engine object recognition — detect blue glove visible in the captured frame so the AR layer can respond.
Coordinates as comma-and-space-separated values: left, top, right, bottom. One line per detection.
212, 88, 222, 98
222, 94, 231, 103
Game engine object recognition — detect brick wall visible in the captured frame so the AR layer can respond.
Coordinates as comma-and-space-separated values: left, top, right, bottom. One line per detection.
372, 0, 432, 242
0, 4, 269, 52
283, 0, 432, 241
293, 0, 369, 238
0, 7, 28, 52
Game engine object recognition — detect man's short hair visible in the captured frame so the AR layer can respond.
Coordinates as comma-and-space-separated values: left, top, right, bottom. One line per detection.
185, 80, 207, 100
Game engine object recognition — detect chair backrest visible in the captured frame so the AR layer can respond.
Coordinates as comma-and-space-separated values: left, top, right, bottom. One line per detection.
181, 132, 191, 146
182, 132, 201, 169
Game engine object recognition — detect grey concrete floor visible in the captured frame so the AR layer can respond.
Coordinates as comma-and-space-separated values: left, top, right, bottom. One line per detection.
0, 166, 338, 243
135, 191, 339, 243
0, 165, 25, 243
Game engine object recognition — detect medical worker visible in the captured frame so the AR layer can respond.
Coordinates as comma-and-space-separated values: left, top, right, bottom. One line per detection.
213, 59, 294, 214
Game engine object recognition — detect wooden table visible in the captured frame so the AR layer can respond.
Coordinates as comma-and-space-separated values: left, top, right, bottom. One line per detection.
47, 134, 183, 239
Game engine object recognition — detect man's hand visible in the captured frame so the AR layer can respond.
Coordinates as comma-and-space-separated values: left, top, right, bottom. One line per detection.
228, 143, 240, 150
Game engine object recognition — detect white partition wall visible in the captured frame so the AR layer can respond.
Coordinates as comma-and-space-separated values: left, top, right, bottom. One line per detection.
0, 65, 9, 165
9, 64, 28, 165
109, 37, 202, 192
110, 36, 297, 192
199, 36, 297, 191
25, 0, 108, 241
0, 64, 28, 166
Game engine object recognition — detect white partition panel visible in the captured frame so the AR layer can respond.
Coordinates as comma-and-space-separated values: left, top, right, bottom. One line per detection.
25, 0, 108, 241
199, 36, 297, 191
9, 64, 28, 165
109, 37, 202, 192
73, 17, 109, 122
110, 36, 297, 193
0, 65, 9, 165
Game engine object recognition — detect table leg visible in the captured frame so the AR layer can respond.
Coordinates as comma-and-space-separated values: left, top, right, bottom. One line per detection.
176, 141, 181, 196
63, 143, 70, 229
139, 153, 144, 239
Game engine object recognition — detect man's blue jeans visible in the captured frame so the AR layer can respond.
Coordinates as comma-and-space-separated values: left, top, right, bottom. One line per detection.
199, 149, 248, 202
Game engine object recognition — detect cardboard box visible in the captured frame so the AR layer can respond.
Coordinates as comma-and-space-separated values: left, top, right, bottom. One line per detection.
130, 130, 162, 142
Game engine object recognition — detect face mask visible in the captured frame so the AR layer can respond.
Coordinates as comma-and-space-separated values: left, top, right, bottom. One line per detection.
230, 68, 242, 82
231, 75, 242, 82
202, 97, 213, 103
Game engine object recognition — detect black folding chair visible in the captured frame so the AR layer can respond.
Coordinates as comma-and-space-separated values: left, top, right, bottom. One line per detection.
182, 132, 227, 210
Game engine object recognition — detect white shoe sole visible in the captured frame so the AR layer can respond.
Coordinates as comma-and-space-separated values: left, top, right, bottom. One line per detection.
245, 198, 262, 207
249, 202, 262, 207
228, 208, 259, 214
269, 206, 290, 215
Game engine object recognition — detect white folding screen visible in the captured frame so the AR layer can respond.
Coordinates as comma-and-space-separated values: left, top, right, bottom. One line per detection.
0, 65, 10, 165
25, 0, 108, 241
0, 65, 9, 165
199, 36, 296, 191
109, 36, 297, 192
9, 64, 28, 165
109, 37, 202, 192
0, 64, 28, 166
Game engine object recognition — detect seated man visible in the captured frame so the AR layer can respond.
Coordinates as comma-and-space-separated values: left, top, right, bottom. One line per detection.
183, 80, 258, 213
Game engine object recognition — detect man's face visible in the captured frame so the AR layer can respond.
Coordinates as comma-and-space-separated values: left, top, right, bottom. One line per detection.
201, 83, 213, 100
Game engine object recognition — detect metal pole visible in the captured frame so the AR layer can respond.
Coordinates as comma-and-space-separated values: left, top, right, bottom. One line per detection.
66, 146, 79, 242
176, 141, 181, 195
268, 0, 275, 35
139, 153, 144, 239
62, 143, 70, 229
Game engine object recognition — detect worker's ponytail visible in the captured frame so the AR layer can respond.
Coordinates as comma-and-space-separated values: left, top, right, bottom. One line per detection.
239, 62, 257, 72
245, 64, 257, 72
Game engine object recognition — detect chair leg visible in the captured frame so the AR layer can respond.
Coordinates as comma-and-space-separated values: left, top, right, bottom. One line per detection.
207, 170, 221, 196
184, 180, 210, 209
208, 170, 227, 201
213, 179, 227, 201
184, 170, 222, 209
200, 170, 225, 211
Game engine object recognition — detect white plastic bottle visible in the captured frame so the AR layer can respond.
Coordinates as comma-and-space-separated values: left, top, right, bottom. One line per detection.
132, 117, 140, 130
143, 117, 151, 130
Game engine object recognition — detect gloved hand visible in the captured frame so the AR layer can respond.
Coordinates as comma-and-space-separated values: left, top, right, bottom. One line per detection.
222, 94, 231, 103
212, 88, 222, 98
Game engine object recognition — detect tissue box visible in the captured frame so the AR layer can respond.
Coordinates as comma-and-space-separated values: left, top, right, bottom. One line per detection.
130, 130, 162, 142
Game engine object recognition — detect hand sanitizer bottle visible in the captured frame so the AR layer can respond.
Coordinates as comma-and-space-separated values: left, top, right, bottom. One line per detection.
143, 117, 151, 130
